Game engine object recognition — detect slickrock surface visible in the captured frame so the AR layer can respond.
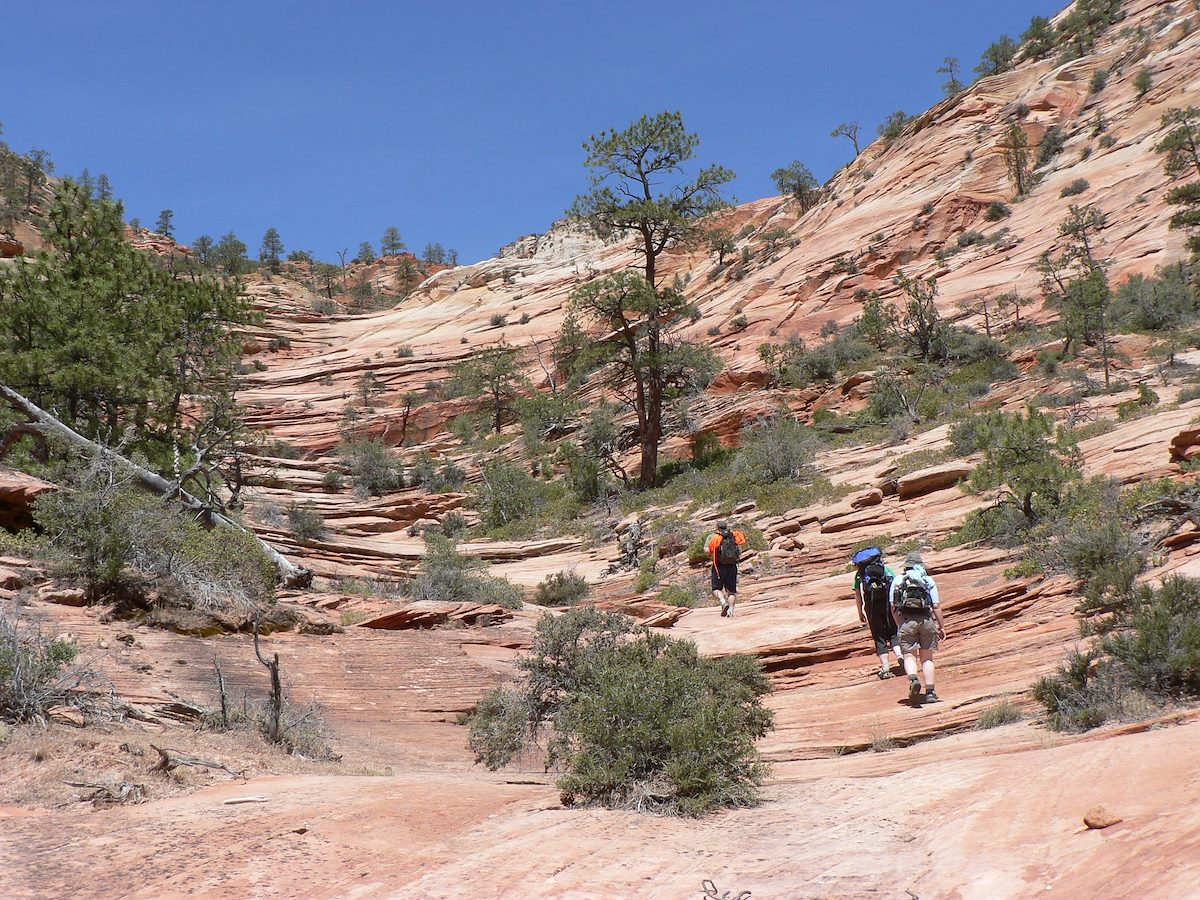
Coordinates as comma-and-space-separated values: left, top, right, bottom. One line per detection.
4, 1, 1200, 897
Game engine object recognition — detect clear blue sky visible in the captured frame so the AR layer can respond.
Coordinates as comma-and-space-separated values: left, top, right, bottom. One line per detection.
2, 0, 1058, 265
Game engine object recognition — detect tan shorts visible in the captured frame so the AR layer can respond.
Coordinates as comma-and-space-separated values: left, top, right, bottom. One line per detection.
898, 616, 939, 654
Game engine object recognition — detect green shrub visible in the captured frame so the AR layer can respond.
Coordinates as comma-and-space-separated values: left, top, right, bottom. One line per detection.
1032, 650, 1140, 732
985, 201, 1011, 221
477, 458, 544, 530
438, 510, 469, 538
466, 607, 773, 816
32, 454, 275, 609
1134, 67, 1153, 98
489, 313, 508, 327
1036, 126, 1066, 168
534, 570, 590, 607
1113, 265, 1198, 331
410, 450, 467, 492
1060, 178, 1090, 198
1105, 576, 1200, 697
633, 556, 660, 593
321, 470, 345, 492
342, 439, 403, 497
409, 532, 521, 608
657, 576, 710, 608
733, 415, 816, 485
1089, 68, 1109, 93
0, 605, 86, 723
395, 345, 415, 357
1116, 384, 1160, 420
286, 503, 326, 541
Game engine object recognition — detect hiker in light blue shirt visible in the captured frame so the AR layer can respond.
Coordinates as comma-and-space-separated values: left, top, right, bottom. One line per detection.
890, 553, 946, 704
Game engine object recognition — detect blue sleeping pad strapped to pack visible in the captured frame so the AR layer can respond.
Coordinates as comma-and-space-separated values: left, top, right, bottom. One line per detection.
852, 546, 883, 567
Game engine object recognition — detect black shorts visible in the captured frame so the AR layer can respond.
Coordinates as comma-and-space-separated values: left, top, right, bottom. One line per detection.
865, 605, 899, 655
711, 563, 738, 594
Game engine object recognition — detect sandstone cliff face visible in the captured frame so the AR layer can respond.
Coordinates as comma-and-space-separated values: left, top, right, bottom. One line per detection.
5, 1, 1200, 897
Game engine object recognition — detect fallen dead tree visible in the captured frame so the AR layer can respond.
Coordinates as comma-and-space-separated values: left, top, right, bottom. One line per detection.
150, 745, 246, 779
0, 383, 311, 588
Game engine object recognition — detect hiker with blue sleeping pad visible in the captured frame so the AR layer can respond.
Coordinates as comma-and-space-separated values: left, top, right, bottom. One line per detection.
851, 546, 903, 679
890, 552, 945, 704
705, 521, 747, 618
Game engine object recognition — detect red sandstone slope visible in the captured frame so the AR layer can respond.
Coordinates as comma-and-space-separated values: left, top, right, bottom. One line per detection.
5, 1, 1200, 897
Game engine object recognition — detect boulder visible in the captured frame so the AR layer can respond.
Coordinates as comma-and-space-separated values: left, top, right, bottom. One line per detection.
849, 488, 885, 510
1169, 427, 1200, 463
48, 705, 85, 727
359, 603, 513, 630
1083, 805, 1123, 830
897, 463, 973, 501
35, 585, 87, 607
0, 235, 24, 258
0, 465, 55, 530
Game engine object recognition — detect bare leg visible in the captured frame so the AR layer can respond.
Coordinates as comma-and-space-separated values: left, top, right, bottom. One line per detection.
726, 592, 736, 616
903, 652, 919, 679
920, 649, 935, 688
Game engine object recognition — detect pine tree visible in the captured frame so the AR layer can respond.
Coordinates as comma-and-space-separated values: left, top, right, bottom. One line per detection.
830, 121, 862, 157
259, 227, 285, 274
0, 180, 256, 469
770, 161, 821, 212
937, 57, 964, 98
355, 241, 376, 264
192, 234, 214, 266
1156, 108, 1200, 254
214, 232, 249, 275
155, 209, 175, 238
571, 110, 732, 290
569, 272, 721, 488
1021, 16, 1056, 61
969, 407, 1081, 522
975, 35, 1019, 78
451, 343, 528, 434
380, 226, 405, 256
1000, 121, 1033, 198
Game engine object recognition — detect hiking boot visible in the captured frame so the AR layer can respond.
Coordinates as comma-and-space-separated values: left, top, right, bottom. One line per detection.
726, 604, 735, 618
877, 667, 894, 680
924, 689, 940, 703
908, 677, 923, 703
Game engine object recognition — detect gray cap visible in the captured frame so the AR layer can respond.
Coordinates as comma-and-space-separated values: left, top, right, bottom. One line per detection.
717, 520, 730, 530
904, 552, 925, 569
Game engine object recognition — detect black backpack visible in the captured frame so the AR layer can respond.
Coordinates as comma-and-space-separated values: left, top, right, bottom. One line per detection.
717, 532, 741, 565
896, 574, 933, 614
861, 561, 892, 614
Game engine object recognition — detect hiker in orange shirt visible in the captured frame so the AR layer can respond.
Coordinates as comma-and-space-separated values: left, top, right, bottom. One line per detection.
704, 521, 747, 617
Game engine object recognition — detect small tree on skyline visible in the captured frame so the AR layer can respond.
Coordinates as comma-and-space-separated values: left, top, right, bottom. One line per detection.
155, 209, 175, 238
381, 226, 405, 256
259, 227, 285, 274
975, 35, 1019, 78
770, 161, 821, 212
830, 121, 862, 157
355, 241, 376, 264
571, 110, 733, 289
938, 56, 965, 98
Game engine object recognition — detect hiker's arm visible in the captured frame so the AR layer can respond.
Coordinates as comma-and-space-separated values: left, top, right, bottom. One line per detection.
854, 585, 866, 623
933, 604, 945, 638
